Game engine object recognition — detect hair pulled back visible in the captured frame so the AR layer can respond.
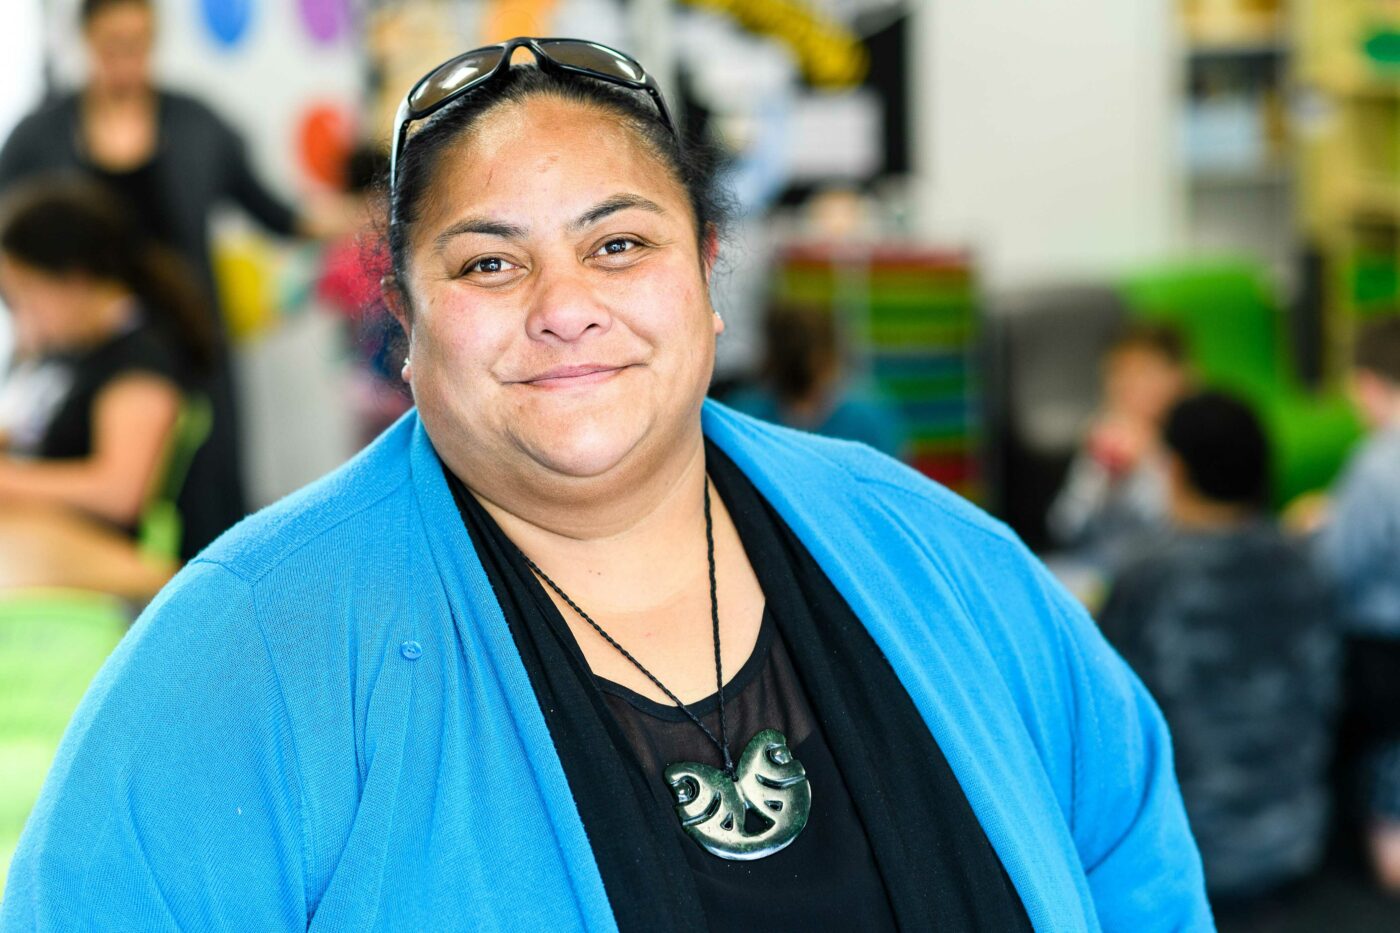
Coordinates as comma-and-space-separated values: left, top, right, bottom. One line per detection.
0, 177, 215, 371
386, 63, 730, 310
81, 0, 151, 25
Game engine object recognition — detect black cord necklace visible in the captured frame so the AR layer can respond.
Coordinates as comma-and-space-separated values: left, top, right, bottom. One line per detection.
517, 476, 812, 861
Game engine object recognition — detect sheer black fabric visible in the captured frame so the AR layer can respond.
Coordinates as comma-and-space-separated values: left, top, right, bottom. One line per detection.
447, 441, 1031, 931
600, 607, 898, 932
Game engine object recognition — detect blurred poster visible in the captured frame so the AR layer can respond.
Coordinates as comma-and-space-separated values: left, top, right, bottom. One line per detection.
672, 0, 913, 213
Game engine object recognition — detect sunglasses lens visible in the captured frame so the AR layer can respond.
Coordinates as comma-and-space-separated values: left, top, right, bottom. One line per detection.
409, 47, 505, 112
539, 40, 646, 82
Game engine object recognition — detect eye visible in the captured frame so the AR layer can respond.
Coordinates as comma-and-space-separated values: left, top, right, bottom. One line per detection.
460, 255, 521, 277
592, 237, 643, 259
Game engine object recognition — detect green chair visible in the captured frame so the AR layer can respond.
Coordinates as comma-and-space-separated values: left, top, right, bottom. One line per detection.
138, 393, 213, 562
0, 590, 130, 897
1117, 260, 1362, 506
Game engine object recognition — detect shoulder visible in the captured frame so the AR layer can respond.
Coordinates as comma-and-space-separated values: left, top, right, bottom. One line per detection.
729, 405, 1012, 542
8, 93, 77, 136
703, 398, 1040, 607
95, 324, 183, 384
0, 94, 77, 164
157, 90, 237, 139
1350, 429, 1400, 487
198, 414, 418, 582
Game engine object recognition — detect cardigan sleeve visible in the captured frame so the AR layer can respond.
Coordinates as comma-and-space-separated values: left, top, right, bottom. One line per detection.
0, 561, 307, 931
1038, 566, 1213, 931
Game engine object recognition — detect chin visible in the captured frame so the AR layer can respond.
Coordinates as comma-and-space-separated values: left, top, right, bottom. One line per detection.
515, 410, 652, 480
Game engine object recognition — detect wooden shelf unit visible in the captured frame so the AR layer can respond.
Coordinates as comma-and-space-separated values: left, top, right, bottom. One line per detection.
1296, 0, 1400, 380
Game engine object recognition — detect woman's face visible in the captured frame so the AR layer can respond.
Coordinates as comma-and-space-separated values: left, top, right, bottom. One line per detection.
396, 96, 721, 486
0, 256, 87, 354
85, 2, 155, 99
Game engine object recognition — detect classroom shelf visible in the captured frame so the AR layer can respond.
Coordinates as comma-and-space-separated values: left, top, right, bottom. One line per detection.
771, 244, 983, 502
1297, 0, 1400, 380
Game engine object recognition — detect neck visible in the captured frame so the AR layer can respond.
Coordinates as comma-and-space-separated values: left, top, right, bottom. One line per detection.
71, 286, 137, 347
85, 85, 154, 109
451, 421, 710, 550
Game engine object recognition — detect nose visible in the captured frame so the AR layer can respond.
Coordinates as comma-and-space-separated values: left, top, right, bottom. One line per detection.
525, 263, 612, 344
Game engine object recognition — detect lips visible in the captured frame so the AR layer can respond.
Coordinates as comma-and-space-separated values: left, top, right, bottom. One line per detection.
519, 363, 631, 387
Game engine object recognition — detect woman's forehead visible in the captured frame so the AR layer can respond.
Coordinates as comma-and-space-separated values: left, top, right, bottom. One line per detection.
417, 97, 688, 232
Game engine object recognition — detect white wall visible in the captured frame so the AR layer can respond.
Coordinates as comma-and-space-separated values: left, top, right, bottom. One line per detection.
0, 0, 46, 370
910, 0, 1179, 289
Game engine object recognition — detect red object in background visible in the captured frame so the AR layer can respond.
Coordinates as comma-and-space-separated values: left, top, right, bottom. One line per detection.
297, 103, 355, 189
909, 454, 976, 489
317, 236, 387, 320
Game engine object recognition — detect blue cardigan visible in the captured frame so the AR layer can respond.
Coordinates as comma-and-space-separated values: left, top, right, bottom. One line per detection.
2, 403, 1211, 931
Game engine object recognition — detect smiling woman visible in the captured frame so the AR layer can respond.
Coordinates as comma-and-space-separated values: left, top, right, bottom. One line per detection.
2, 39, 1212, 932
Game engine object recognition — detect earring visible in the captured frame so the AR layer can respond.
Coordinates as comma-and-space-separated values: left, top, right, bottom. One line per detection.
401, 358, 413, 382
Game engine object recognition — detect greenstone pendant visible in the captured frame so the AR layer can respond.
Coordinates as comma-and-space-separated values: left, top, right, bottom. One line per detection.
663, 728, 812, 861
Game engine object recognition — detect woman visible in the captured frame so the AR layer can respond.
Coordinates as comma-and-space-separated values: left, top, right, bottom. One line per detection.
0, 0, 344, 552
0, 179, 210, 537
2, 39, 1209, 930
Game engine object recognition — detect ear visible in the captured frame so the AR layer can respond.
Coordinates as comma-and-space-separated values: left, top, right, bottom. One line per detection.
701, 223, 720, 285
381, 274, 411, 337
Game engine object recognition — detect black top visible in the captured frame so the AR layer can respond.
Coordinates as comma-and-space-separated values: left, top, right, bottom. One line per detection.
448, 441, 1032, 932
38, 320, 183, 463
85, 156, 180, 252
600, 606, 898, 931
0, 90, 298, 319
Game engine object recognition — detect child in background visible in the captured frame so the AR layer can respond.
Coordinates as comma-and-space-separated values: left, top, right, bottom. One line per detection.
724, 301, 907, 458
0, 179, 213, 545
1098, 391, 1339, 906
1316, 316, 1400, 892
1048, 323, 1191, 568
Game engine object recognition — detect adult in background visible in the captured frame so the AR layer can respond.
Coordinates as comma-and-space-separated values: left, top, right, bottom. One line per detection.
1098, 391, 1339, 909
1316, 317, 1400, 893
0, 0, 346, 554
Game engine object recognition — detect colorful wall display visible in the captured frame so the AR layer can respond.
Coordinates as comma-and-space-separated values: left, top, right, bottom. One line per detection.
199, 0, 255, 48
298, 0, 353, 45
296, 102, 356, 189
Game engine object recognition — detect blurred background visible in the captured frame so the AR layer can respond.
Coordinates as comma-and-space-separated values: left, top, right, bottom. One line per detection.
3, 0, 1400, 927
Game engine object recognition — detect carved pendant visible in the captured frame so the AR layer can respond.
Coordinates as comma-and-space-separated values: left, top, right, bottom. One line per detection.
663, 728, 812, 861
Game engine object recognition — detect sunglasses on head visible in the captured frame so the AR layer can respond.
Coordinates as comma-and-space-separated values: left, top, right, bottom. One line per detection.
389, 36, 677, 195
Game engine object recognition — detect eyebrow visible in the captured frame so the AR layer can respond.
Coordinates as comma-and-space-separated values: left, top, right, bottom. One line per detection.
567, 193, 667, 232
432, 193, 668, 250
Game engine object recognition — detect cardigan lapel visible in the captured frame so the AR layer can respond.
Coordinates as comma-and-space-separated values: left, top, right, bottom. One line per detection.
406, 416, 619, 932
701, 400, 1091, 932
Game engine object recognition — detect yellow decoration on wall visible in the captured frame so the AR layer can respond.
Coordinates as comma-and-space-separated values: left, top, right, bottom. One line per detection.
682, 0, 868, 88
481, 0, 560, 44
213, 238, 277, 344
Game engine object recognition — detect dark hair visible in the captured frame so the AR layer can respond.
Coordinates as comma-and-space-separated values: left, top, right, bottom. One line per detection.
0, 178, 215, 372
1163, 390, 1270, 507
1355, 315, 1400, 384
347, 145, 389, 196
385, 64, 730, 312
80, 0, 150, 24
761, 303, 839, 405
1108, 321, 1189, 366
